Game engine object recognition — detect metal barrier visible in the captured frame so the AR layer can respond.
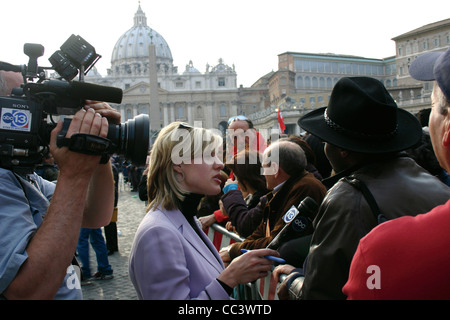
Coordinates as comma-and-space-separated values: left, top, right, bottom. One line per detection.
206, 223, 245, 249
205, 223, 283, 300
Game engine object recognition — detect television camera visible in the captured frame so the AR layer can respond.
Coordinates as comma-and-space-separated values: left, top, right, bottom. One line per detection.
0, 35, 149, 172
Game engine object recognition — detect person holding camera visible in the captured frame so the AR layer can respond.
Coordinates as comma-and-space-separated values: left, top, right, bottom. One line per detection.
0, 89, 120, 299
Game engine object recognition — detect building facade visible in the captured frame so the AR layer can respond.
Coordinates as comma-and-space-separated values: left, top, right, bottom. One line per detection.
87, 4, 239, 138
87, 5, 450, 142
247, 18, 450, 135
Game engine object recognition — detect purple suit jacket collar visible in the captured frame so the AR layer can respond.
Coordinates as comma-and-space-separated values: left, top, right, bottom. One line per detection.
163, 208, 225, 273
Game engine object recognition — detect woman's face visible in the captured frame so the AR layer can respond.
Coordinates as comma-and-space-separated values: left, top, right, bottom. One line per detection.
177, 154, 225, 195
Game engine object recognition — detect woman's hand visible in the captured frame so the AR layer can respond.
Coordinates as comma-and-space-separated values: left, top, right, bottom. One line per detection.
217, 249, 280, 288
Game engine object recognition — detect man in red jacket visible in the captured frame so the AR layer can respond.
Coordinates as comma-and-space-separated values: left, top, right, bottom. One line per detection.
343, 47, 450, 299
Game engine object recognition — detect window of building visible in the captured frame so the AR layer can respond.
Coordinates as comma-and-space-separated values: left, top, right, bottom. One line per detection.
310, 61, 318, 72
220, 104, 227, 117
434, 37, 440, 47
327, 77, 332, 88
177, 106, 184, 119
332, 62, 338, 73
176, 82, 184, 88
196, 106, 203, 118
319, 77, 325, 88
346, 63, 352, 73
195, 81, 202, 88
218, 77, 225, 87
305, 76, 311, 87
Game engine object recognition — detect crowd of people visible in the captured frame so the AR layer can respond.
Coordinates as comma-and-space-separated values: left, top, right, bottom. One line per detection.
1, 46, 450, 300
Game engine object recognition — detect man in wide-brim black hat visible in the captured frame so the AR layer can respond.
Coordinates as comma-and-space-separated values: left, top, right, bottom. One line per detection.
299, 76, 422, 154
274, 76, 450, 300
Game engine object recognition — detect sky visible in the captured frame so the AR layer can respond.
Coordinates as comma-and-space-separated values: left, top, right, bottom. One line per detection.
1, 0, 448, 87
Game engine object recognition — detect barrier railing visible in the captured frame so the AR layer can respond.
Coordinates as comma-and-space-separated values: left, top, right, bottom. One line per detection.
206, 223, 245, 248
205, 223, 283, 300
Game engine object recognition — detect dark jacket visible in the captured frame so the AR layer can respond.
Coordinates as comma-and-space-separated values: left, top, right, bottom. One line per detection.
221, 189, 267, 237
291, 155, 450, 300
228, 171, 327, 259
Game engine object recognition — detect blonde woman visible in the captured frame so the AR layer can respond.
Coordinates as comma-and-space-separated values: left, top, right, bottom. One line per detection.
129, 122, 279, 300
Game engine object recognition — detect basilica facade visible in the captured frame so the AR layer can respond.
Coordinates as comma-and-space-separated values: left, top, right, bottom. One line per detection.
86, 4, 450, 140
87, 4, 239, 138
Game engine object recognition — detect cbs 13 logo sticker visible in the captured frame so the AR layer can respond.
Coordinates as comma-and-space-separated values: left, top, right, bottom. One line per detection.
1, 108, 32, 132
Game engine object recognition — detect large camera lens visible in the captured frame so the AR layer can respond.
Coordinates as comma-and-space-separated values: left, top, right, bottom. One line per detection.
107, 114, 149, 165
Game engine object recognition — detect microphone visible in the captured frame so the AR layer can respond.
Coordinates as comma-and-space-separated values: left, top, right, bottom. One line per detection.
0, 62, 24, 73
266, 196, 318, 250
25, 80, 123, 104
70, 81, 123, 104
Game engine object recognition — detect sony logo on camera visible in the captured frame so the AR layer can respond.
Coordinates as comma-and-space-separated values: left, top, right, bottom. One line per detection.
11, 103, 29, 109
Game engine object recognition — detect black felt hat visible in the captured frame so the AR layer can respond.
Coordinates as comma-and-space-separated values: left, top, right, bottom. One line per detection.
298, 77, 422, 154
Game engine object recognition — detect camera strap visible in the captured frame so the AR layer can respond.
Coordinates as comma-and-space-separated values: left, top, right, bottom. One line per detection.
57, 133, 110, 164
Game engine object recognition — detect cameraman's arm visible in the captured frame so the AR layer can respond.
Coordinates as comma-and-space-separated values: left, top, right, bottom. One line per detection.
3, 108, 111, 299
81, 101, 121, 227
81, 158, 114, 227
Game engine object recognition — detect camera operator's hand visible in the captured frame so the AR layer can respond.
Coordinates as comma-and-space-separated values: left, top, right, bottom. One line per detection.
50, 107, 115, 228
50, 108, 108, 178
84, 100, 121, 125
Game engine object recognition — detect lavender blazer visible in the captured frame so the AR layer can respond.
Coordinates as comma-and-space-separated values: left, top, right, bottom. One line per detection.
129, 207, 231, 300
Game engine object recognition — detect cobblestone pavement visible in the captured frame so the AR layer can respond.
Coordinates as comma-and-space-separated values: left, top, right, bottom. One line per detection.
80, 177, 147, 300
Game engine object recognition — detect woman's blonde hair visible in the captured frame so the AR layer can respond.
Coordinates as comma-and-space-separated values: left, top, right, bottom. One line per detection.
146, 122, 223, 211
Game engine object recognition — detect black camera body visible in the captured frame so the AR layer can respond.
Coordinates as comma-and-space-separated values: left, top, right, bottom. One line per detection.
0, 35, 149, 172
0, 95, 50, 168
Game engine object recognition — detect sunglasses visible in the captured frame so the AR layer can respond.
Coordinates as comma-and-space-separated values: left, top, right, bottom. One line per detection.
227, 115, 248, 125
178, 122, 193, 129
